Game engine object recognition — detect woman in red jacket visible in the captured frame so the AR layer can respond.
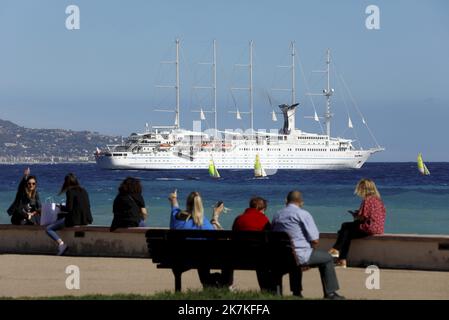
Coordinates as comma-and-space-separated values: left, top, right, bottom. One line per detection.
329, 178, 386, 268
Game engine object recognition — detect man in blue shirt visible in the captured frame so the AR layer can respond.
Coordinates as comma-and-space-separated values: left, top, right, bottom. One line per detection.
272, 190, 345, 300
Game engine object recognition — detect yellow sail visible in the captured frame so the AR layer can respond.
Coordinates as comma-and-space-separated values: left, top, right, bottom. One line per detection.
254, 154, 267, 177
417, 153, 430, 175
209, 159, 220, 178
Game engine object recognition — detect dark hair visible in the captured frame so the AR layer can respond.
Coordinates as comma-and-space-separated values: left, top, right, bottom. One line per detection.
249, 197, 267, 211
286, 190, 304, 207
119, 177, 142, 195
26, 175, 37, 184
59, 173, 81, 195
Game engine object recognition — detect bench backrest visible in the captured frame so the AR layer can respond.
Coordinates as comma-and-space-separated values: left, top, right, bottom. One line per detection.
145, 229, 298, 271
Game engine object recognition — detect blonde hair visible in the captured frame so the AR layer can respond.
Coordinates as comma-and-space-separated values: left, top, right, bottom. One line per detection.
186, 192, 204, 227
354, 178, 381, 199
26, 177, 37, 200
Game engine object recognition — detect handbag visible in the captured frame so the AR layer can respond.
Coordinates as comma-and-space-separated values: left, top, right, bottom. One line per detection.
40, 198, 61, 226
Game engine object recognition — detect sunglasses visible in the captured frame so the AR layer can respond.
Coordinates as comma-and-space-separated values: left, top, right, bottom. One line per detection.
27, 182, 36, 186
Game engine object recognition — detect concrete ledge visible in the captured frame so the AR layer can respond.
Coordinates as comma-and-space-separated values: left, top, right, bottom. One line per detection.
318, 233, 449, 271
1, 225, 449, 271
0, 224, 151, 258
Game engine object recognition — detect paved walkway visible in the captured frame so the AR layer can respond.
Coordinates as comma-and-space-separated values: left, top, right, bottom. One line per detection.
1, 254, 448, 299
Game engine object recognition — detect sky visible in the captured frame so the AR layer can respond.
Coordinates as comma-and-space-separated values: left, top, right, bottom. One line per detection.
0, 0, 448, 161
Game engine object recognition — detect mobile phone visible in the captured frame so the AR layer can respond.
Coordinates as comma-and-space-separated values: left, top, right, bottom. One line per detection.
215, 201, 224, 208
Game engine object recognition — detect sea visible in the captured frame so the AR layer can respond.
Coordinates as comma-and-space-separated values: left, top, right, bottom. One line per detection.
0, 163, 448, 235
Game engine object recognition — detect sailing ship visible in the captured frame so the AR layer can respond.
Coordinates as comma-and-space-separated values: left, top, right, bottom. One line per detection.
208, 159, 221, 178
417, 153, 430, 175
254, 154, 267, 178
95, 40, 383, 171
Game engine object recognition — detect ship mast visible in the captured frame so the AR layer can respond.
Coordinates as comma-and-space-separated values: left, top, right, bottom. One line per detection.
175, 38, 180, 129
272, 41, 296, 104
272, 41, 297, 131
249, 40, 254, 133
213, 39, 217, 133
307, 48, 334, 138
324, 48, 333, 137
154, 38, 181, 129
291, 41, 296, 105
230, 40, 254, 133
193, 40, 218, 135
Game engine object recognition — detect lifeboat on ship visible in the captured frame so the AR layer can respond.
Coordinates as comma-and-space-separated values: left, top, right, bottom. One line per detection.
157, 143, 172, 151
201, 143, 213, 149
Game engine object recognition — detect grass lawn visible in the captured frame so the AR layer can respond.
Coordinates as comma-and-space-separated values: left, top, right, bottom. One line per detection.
1, 288, 306, 300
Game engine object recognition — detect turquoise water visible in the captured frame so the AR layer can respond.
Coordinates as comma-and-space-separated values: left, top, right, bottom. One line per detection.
0, 163, 448, 235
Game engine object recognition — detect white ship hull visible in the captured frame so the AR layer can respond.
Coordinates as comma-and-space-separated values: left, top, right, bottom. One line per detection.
96, 148, 375, 170
94, 43, 384, 171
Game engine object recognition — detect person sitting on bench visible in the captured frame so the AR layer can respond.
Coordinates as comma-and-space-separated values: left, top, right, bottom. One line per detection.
110, 177, 148, 231
168, 190, 233, 289
272, 190, 345, 300
45, 173, 93, 256
232, 196, 275, 292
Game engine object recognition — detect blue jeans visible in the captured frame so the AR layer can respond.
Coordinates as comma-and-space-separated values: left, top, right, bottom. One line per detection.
46, 218, 66, 242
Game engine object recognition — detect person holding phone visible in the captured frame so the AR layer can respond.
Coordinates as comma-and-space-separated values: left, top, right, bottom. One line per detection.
168, 190, 233, 289
7, 168, 41, 225
328, 178, 386, 268
211, 201, 225, 230
168, 189, 221, 230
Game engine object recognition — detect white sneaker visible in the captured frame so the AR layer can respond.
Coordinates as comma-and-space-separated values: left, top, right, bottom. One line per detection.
335, 259, 347, 268
57, 243, 68, 256
328, 249, 340, 258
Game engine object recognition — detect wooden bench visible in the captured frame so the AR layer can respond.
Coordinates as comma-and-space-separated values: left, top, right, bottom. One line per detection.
145, 229, 299, 294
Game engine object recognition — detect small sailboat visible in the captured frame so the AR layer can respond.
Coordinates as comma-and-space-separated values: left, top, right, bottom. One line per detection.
271, 110, 278, 122
417, 153, 430, 175
236, 109, 242, 120
208, 159, 221, 179
254, 154, 267, 178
